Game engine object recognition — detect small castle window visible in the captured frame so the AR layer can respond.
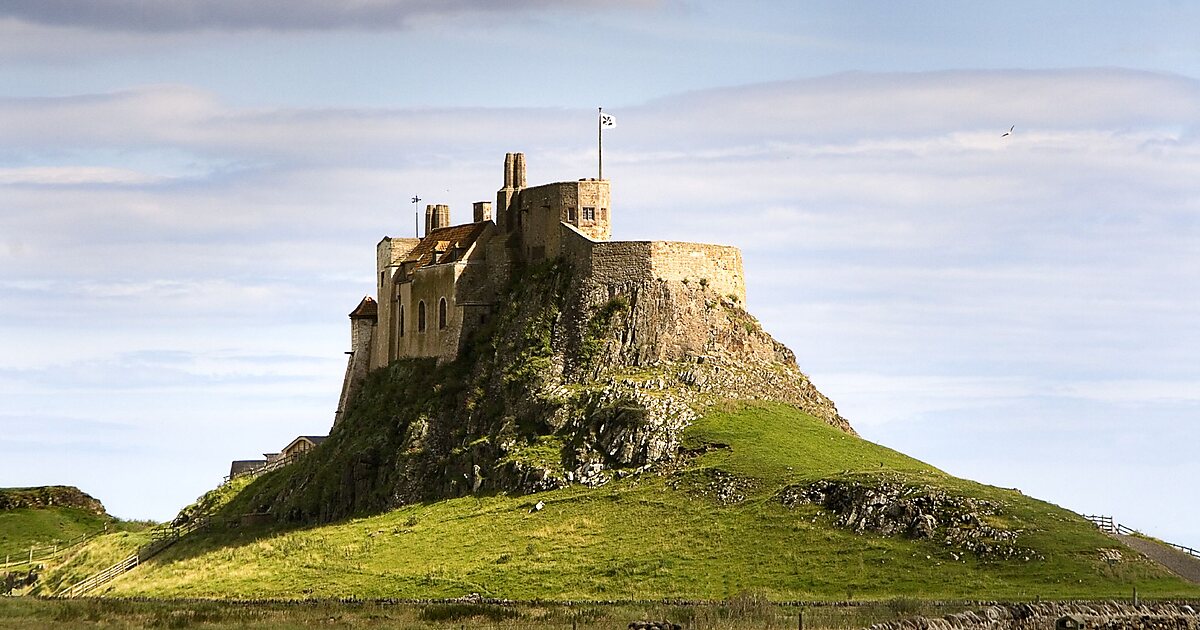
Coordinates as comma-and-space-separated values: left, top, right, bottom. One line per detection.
600, 207, 608, 220
438, 297, 448, 330
582, 206, 595, 221
398, 303, 404, 337
418, 301, 426, 332
567, 207, 577, 222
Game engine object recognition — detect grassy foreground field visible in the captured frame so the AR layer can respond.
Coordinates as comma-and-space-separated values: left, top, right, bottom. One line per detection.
0, 596, 977, 630
80, 401, 1198, 602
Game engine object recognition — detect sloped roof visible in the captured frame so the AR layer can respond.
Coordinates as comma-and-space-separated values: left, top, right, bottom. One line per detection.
281, 435, 328, 453
401, 221, 491, 272
349, 296, 377, 320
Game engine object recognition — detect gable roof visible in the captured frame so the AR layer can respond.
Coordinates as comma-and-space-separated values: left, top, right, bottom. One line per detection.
281, 435, 328, 453
400, 221, 491, 273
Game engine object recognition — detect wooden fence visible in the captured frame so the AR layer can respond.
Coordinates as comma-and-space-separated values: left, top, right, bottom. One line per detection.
55, 516, 211, 598
2, 526, 109, 570
1084, 514, 1199, 559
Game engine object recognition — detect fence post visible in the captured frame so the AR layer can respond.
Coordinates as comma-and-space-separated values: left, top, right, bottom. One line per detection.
28, 547, 33, 564
798, 609, 804, 630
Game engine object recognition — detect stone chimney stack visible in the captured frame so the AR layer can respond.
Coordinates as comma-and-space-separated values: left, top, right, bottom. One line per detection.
473, 201, 492, 223
497, 152, 519, 232
435, 204, 450, 230
513, 152, 527, 188
503, 152, 515, 189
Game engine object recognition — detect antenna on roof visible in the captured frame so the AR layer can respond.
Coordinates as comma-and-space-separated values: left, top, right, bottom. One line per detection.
411, 195, 421, 237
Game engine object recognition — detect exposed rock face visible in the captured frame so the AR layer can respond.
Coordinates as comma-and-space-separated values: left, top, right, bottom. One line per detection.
234, 260, 854, 523
779, 477, 1041, 560
0, 486, 106, 515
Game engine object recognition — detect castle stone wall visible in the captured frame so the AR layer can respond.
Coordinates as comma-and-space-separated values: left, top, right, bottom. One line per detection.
371, 237, 420, 369
648, 241, 745, 304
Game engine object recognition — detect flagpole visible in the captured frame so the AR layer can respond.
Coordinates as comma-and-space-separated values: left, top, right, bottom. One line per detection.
598, 107, 603, 180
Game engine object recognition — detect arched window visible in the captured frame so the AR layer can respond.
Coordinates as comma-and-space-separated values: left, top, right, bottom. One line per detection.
418, 301, 426, 332
438, 297, 448, 330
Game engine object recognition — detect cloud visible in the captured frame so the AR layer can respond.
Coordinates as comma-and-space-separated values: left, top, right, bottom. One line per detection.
3, 68, 1199, 528
0, 0, 658, 33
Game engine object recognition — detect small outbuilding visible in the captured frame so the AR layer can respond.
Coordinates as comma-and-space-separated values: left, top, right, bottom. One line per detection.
281, 435, 328, 458
229, 459, 267, 478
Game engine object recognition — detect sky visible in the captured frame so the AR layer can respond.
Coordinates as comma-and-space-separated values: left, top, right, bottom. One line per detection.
1, 1, 1197, 547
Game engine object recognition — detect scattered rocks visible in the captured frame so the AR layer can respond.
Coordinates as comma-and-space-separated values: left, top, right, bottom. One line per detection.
669, 468, 755, 505
779, 477, 1042, 560
628, 621, 682, 630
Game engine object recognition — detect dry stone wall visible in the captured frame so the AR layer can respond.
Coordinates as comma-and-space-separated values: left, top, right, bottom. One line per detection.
865, 602, 1199, 630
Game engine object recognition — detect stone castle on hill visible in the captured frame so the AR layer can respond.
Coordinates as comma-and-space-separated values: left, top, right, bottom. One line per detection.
334, 152, 747, 425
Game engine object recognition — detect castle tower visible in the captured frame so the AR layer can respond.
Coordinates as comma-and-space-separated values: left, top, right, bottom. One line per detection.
334, 296, 377, 426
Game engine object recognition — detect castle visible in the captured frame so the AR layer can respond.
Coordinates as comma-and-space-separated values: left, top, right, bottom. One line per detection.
334, 152, 747, 425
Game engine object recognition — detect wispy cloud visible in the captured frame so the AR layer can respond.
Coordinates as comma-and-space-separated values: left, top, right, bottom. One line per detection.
0, 0, 659, 33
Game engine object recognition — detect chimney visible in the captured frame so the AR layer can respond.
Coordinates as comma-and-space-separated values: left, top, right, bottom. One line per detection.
424, 204, 434, 236
503, 153, 515, 189
434, 204, 450, 230
513, 153, 527, 188
473, 201, 492, 223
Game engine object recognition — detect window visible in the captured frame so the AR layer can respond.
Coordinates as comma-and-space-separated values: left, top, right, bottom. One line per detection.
418, 301, 426, 332
582, 206, 595, 221
438, 297, 448, 330
600, 207, 608, 220
567, 207, 577, 222
398, 302, 404, 337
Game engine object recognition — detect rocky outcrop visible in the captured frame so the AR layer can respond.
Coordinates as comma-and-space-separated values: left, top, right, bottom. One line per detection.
231, 260, 855, 523
866, 602, 1199, 630
0, 486, 106, 515
779, 477, 1040, 560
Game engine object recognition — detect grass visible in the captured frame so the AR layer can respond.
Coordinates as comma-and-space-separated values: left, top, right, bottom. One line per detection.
28, 529, 153, 596
0, 508, 110, 559
80, 401, 1198, 602
0, 596, 979, 630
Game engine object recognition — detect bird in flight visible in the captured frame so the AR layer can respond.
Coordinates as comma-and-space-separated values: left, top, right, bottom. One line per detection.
1001, 125, 1014, 137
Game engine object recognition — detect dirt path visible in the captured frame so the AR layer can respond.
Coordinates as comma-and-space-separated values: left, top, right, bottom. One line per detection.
1117, 534, 1200, 584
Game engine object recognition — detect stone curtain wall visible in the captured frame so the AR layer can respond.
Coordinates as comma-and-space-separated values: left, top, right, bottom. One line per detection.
648, 241, 746, 304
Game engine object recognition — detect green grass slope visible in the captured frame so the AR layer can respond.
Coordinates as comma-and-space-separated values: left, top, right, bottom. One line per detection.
0, 507, 109, 560
99, 401, 1198, 601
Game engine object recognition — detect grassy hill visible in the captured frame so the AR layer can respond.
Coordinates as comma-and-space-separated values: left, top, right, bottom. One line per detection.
0, 506, 109, 560
94, 401, 1198, 601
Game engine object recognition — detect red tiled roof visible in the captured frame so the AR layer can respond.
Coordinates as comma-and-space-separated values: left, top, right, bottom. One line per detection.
400, 221, 491, 274
349, 296, 377, 320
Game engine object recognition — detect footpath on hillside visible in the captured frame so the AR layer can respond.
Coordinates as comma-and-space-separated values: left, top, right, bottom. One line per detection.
1117, 534, 1200, 584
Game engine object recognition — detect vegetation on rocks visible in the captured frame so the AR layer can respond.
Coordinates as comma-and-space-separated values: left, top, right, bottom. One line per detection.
91, 402, 1199, 601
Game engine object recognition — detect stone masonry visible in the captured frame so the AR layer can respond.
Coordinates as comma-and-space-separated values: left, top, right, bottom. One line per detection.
333, 153, 753, 425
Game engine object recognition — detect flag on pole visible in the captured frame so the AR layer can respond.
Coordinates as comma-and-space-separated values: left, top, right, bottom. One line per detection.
600, 112, 616, 128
